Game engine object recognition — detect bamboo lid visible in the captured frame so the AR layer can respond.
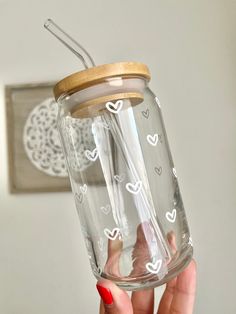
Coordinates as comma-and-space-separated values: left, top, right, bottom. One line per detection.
54, 61, 151, 100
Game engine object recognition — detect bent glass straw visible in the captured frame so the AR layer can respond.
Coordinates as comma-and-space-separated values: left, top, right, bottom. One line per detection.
44, 18, 95, 69
44, 18, 170, 268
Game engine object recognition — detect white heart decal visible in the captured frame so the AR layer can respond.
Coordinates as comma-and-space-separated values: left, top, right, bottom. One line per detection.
104, 228, 121, 241
147, 134, 159, 146
125, 181, 142, 195
80, 184, 87, 194
114, 173, 125, 183
105, 100, 123, 114
166, 209, 176, 223
85, 148, 98, 161
146, 259, 162, 274
100, 204, 111, 215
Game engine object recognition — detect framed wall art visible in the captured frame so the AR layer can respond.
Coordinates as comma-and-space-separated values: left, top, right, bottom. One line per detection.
5, 82, 71, 193
5, 82, 104, 193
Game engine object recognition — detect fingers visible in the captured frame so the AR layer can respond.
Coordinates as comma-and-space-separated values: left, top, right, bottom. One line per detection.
97, 279, 132, 314
157, 231, 177, 314
130, 222, 152, 277
157, 276, 177, 314
104, 237, 122, 277
131, 288, 154, 314
167, 231, 177, 256
130, 223, 155, 313
158, 260, 196, 314
169, 259, 197, 314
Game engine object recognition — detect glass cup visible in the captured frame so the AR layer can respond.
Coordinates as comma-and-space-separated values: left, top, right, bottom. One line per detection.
54, 62, 193, 290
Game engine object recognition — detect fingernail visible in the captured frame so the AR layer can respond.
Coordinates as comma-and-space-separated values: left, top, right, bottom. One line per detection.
96, 284, 113, 305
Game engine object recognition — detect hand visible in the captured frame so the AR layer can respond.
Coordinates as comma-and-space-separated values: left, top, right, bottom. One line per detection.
96, 224, 196, 313
96, 259, 196, 314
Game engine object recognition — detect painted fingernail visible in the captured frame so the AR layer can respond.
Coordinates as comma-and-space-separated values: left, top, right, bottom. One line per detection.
96, 284, 113, 305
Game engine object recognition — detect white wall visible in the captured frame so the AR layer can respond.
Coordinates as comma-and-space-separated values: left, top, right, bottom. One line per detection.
0, 0, 235, 313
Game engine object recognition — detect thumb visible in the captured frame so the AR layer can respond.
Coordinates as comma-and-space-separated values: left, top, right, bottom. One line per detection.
96, 279, 132, 314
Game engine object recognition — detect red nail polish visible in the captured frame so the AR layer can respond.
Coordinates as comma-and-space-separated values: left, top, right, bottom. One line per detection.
96, 284, 113, 305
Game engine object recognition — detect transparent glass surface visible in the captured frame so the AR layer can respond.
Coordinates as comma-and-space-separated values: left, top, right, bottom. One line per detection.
57, 77, 193, 290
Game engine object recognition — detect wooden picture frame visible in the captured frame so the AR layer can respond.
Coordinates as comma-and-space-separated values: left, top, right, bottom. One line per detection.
5, 82, 71, 193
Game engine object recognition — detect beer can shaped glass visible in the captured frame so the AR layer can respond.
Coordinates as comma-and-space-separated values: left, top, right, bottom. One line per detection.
54, 62, 193, 290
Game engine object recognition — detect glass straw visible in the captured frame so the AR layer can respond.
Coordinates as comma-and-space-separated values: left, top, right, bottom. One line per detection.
44, 18, 170, 273
44, 18, 95, 69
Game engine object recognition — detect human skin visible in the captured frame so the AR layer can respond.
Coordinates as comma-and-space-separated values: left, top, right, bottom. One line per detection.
96, 225, 196, 314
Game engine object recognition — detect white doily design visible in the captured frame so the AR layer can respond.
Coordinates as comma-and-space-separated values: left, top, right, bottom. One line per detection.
23, 98, 68, 177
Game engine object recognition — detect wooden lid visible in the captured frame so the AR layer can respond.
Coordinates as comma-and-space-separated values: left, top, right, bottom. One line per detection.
54, 61, 151, 100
